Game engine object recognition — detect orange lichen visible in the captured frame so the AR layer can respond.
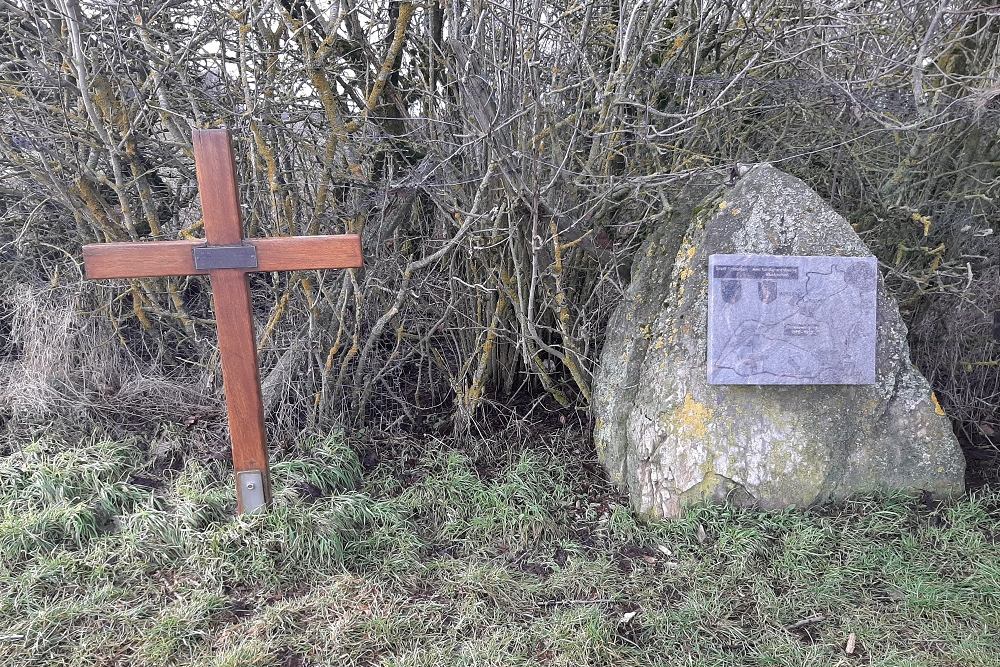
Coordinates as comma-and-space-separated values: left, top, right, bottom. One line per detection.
930, 392, 946, 416
671, 393, 713, 439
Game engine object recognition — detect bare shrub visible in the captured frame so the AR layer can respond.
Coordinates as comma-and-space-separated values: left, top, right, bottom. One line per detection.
0, 0, 997, 443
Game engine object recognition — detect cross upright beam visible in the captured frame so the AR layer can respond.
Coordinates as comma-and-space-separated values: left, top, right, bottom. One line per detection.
196, 129, 269, 511
82, 128, 363, 513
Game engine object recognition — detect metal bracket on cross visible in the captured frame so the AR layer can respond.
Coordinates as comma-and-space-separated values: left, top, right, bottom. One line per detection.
193, 244, 259, 271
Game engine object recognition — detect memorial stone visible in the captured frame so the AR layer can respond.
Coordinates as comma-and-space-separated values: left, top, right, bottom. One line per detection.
592, 164, 965, 518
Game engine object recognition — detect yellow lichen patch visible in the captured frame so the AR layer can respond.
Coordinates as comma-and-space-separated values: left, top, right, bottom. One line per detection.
653, 336, 666, 351
677, 243, 698, 281
671, 393, 713, 439
665, 32, 689, 59
718, 201, 729, 211
911, 211, 933, 237
930, 392, 946, 416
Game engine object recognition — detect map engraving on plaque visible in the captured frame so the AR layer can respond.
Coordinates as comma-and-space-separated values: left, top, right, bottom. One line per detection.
707, 254, 877, 385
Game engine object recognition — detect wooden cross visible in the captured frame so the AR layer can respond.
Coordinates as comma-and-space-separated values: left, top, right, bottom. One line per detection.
82, 128, 363, 513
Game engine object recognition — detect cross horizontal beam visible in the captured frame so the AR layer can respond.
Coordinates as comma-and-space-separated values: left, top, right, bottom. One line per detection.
82, 234, 363, 280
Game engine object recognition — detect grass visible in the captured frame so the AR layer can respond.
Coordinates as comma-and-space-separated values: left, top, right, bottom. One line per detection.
1, 431, 998, 666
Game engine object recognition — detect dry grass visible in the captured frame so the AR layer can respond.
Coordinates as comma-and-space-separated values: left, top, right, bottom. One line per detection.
0, 282, 220, 438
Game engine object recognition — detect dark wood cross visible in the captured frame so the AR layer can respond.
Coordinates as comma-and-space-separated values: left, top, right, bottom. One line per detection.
82, 128, 363, 513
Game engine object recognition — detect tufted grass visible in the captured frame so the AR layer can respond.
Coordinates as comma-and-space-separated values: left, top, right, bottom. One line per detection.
1, 431, 998, 666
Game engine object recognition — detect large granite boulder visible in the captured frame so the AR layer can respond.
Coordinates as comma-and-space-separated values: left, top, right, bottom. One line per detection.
593, 165, 965, 517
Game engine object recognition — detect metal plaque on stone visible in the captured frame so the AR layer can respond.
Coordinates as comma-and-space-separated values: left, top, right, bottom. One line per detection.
707, 254, 877, 385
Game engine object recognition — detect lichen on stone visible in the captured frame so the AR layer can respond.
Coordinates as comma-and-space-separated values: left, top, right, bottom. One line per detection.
670, 393, 713, 440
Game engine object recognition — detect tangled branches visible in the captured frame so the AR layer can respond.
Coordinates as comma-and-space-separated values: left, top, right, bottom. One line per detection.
1, 0, 998, 441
